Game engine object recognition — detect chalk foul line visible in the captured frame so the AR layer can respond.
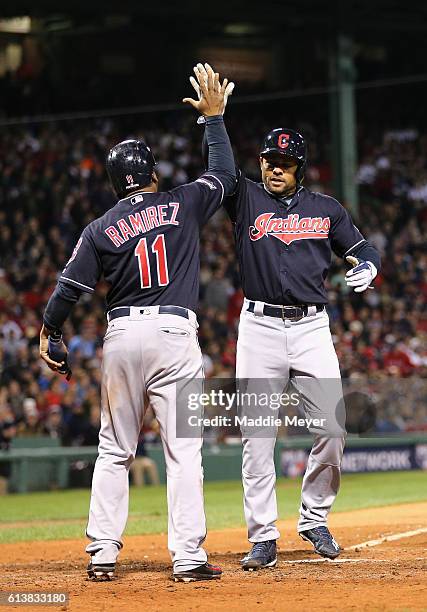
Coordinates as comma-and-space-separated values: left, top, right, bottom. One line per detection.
346, 527, 427, 551
280, 558, 389, 564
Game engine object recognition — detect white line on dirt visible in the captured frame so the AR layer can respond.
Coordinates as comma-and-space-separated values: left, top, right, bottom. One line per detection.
281, 556, 427, 565
280, 558, 389, 564
346, 527, 427, 551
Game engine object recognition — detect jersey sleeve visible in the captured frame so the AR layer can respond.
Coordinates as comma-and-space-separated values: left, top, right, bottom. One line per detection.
171, 172, 227, 224
223, 169, 245, 224
329, 200, 366, 258
59, 225, 102, 293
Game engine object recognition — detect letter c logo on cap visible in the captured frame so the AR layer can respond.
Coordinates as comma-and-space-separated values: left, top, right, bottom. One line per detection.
278, 133, 290, 149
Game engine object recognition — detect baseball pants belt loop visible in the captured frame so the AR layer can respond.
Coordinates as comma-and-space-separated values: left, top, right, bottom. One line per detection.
253, 301, 264, 317
306, 305, 317, 317
107, 305, 192, 323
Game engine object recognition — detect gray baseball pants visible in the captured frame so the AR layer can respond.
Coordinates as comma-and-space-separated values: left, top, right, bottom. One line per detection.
236, 299, 346, 542
85, 306, 207, 572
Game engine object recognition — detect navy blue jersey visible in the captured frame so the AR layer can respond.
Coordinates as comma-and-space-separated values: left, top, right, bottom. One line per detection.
225, 177, 367, 305
60, 173, 226, 311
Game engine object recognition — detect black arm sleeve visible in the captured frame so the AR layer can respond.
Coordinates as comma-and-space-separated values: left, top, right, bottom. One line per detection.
204, 115, 236, 195
201, 130, 208, 170
43, 281, 82, 332
350, 241, 381, 272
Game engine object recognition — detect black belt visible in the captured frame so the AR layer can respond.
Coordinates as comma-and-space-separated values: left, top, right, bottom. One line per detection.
247, 301, 324, 320
107, 305, 189, 322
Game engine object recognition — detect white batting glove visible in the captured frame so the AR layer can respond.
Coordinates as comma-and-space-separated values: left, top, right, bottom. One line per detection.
191, 63, 235, 124
345, 256, 377, 293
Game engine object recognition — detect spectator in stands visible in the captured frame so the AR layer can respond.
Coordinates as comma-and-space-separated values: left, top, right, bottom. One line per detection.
0, 406, 17, 494
68, 316, 99, 360
129, 432, 160, 486
203, 263, 234, 310
19, 398, 43, 437
42, 405, 66, 441
66, 404, 91, 445
81, 405, 101, 446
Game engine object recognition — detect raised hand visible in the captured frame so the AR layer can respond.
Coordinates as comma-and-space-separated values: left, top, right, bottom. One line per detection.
188, 63, 235, 116
183, 62, 235, 117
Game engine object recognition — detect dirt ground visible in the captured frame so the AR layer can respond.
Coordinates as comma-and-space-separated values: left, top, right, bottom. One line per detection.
2, 502, 427, 612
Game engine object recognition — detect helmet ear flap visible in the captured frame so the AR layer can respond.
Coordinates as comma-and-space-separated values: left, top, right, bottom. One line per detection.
296, 160, 306, 184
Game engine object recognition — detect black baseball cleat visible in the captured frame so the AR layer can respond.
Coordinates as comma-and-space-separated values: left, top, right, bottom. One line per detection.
299, 526, 341, 559
173, 562, 222, 583
240, 540, 277, 571
87, 561, 115, 581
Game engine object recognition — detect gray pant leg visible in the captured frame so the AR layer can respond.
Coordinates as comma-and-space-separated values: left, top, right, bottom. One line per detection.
288, 312, 346, 532
242, 436, 281, 542
298, 435, 345, 531
146, 315, 207, 572
237, 309, 289, 543
149, 381, 208, 571
86, 325, 145, 561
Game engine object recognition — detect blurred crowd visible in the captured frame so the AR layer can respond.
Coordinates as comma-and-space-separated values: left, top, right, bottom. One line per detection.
0, 115, 426, 459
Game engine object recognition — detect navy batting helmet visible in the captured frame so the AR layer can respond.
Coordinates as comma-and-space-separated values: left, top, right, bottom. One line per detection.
106, 139, 156, 199
260, 128, 307, 183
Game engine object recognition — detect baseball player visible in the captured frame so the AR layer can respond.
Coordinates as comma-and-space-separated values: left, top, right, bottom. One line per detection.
226, 127, 381, 569
190, 65, 380, 566
39, 68, 235, 583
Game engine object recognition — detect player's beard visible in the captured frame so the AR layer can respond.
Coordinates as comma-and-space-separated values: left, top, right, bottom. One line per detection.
266, 176, 296, 198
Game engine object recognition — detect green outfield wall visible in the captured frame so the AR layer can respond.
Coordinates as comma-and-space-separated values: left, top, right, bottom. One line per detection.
1, 434, 426, 493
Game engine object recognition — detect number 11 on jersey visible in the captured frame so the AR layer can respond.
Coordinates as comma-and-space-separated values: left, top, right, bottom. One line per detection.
135, 234, 169, 289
